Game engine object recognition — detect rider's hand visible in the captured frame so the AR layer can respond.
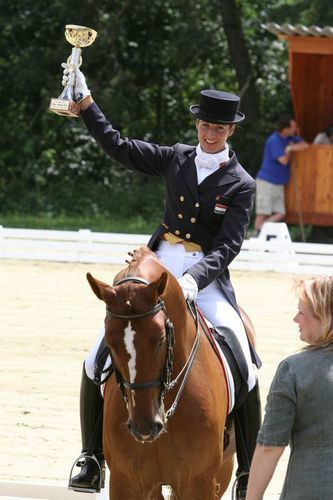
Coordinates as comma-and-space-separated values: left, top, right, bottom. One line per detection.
61, 64, 91, 102
177, 273, 198, 301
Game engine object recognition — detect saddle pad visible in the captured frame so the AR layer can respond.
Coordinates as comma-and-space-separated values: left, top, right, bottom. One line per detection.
213, 337, 235, 413
198, 313, 235, 414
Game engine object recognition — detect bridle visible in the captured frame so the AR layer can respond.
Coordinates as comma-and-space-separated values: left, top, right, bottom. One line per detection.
105, 275, 201, 419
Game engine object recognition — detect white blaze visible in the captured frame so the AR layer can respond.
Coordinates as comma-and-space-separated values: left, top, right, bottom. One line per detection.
124, 323, 137, 384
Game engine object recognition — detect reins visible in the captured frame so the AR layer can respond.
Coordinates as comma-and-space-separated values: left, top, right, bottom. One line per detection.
104, 275, 201, 420
165, 299, 200, 418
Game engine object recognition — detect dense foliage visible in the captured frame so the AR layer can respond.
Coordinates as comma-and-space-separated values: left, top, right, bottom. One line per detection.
0, 0, 331, 225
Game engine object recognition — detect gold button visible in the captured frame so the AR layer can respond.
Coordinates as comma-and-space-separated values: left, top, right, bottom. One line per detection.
180, 196, 185, 202
190, 217, 196, 223
175, 230, 180, 235
195, 202, 200, 208
185, 233, 191, 239
178, 213, 183, 219
215, 195, 220, 201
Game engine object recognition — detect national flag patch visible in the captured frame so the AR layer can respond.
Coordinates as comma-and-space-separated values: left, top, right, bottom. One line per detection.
214, 203, 228, 215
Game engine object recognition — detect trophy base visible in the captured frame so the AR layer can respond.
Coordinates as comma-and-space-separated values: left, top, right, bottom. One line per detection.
49, 98, 80, 117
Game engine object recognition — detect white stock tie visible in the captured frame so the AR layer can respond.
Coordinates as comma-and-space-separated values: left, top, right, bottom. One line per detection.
195, 144, 229, 184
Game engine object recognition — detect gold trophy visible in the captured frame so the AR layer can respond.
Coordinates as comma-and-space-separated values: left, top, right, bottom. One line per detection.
49, 24, 97, 117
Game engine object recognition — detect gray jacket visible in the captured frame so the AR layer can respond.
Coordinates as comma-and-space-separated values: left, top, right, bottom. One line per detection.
258, 346, 333, 499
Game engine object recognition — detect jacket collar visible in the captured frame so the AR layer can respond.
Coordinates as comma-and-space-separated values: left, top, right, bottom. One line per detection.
180, 149, 240, 195
179, 149, 199, 198
198, 151, 240, 191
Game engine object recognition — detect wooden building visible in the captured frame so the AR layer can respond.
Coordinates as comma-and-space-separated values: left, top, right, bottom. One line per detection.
265, 23, 333, 226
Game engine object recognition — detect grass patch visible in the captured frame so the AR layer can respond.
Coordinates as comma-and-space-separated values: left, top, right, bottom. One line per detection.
0, 213, 159, 234
2, 214, 333, 244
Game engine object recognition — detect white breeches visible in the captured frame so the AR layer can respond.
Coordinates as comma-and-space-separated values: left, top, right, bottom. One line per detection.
85, 241, 256, 390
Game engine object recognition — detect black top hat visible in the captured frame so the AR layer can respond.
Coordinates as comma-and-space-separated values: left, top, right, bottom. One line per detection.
190, 89, 245, 124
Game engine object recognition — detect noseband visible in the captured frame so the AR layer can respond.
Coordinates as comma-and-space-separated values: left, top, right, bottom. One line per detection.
105, 275, 200, 419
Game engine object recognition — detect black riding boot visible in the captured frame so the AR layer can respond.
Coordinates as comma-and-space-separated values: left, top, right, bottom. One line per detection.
234, 379, 261, 500
68, 363, 105, 493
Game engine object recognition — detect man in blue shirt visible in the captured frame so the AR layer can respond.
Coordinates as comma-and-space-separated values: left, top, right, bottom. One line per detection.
253, 115, 308, 235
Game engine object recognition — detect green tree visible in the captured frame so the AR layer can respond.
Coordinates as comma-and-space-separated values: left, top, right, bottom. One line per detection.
0, 0, 329, 223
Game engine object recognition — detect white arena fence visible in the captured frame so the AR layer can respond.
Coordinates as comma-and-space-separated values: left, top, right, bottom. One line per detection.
0, 479, 105, 499
0, 223, 332, 275
0, 479, 171, 499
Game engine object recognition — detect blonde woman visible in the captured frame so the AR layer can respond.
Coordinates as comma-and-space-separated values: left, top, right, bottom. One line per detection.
246, 276, 333, 500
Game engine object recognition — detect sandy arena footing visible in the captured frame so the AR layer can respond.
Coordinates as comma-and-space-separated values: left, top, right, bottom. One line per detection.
0, 259, 306, 498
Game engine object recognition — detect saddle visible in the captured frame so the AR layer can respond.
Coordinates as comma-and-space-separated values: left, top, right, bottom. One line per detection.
196, 310, 249, 411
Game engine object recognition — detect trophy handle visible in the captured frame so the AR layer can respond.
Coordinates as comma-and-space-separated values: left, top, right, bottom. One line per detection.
49, 47, 82, 117
66, 47, 82, 88
67, 53, 82, 69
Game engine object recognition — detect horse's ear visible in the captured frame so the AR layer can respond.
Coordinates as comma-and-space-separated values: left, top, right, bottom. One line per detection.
86, 272, 114, 302
154, 271, 168, 296
158, 271, 168, 295
146, 272, 168, 302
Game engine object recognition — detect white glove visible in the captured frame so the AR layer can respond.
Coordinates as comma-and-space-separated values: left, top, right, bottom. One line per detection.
177, 273, 198, 301
61, 64, 91, 102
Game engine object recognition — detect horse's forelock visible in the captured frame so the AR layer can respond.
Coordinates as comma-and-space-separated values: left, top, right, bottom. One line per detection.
111, 273, 167, 315
127, 282, 159, 312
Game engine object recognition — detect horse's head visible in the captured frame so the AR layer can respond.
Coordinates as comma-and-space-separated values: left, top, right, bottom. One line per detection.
87, 269, 174, 443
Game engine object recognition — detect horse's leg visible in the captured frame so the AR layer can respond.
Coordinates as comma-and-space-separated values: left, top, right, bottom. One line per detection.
109, 473, 163, 500
171, 476, 220, 500
148, 485, 164, 500
109, 473, 139, 500
217, 456, 234, 497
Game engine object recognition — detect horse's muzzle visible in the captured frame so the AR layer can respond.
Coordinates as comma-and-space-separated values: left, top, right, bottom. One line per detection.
127, 419, 164, 443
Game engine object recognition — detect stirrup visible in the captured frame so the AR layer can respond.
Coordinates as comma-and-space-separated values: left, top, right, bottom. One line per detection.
231, 471, 249, 500
68, 452, 104, 493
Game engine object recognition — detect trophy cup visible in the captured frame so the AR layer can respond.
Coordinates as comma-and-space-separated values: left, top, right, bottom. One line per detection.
49, 24, 97, 117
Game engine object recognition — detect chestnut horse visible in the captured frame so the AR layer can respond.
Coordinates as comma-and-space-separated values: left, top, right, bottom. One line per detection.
87, 247, 242, 499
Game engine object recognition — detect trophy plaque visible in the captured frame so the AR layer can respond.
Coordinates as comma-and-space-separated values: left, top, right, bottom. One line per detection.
49, 24, 97, 117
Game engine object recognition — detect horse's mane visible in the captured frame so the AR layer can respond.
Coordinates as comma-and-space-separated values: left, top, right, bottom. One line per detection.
113, 247, 167, 283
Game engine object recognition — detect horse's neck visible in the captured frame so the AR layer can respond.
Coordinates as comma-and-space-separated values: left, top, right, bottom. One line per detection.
171, 304, 198, 361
